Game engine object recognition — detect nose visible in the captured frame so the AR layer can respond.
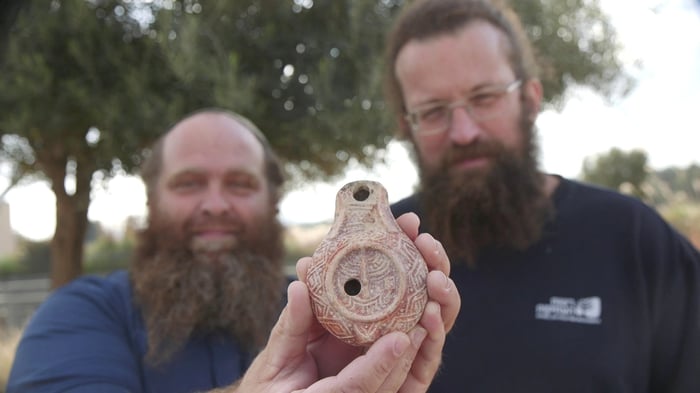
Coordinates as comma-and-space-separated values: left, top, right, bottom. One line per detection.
200, 185, 230, 216
448, 106, 481, 145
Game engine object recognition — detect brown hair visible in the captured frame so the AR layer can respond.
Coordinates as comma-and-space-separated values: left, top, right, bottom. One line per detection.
384, 0, 539, 138
140, 108, 285, 206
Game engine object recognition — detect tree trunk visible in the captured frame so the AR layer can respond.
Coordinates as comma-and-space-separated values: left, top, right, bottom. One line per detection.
39, 144, 94, 289
50, 191, 89, 288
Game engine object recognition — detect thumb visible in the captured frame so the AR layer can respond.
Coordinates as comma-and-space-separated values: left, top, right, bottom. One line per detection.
237, 281, 316, 390
264, 281, 314, 367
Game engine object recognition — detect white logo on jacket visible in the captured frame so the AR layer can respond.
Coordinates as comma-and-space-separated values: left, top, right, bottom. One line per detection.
535, 296, 602, 324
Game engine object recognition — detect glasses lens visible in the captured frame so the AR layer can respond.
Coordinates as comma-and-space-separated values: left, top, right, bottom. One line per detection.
416, 106, 449, 134
409, 80, 520, 136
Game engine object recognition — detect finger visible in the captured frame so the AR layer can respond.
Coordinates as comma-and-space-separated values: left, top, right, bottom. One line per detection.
414, 233, 450, 276
396, 212, 420, 240
295, 256, 312, 282
377, 325, 427, 392
265, 281, 314, 369
426, 270, 460, 332
399, 301, 445, 392
305, 332, 412, 393
237, 281, 315, 390
293, 258, 335, 346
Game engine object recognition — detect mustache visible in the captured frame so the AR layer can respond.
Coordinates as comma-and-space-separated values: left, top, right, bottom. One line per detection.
185, 214, 244, 233
445, 140, 505, 167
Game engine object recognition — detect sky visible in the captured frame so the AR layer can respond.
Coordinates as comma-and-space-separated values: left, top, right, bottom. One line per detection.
2, 0, 700, 241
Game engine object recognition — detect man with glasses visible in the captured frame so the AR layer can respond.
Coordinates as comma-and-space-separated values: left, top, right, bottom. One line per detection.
384, 0, 700, 391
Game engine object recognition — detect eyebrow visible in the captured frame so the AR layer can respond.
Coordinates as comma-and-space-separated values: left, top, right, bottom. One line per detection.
166, 167, 261, 184
413, 81, 511, 108
166, 167, 205, 179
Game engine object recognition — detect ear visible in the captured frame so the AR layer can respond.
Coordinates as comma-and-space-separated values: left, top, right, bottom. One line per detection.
522, 78, 543, 123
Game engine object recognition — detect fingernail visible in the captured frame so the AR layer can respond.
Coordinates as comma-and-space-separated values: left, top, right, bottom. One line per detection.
426, 301, 441, 317
438, 271, 450, 291
433, 238, 441, 256
410, 327, 428, 349
394, 334, 410, 356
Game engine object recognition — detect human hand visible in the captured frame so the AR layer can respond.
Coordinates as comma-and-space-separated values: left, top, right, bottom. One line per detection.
233, 279, 428, 392
234, 212, 459, 393
295, 212, 458, 392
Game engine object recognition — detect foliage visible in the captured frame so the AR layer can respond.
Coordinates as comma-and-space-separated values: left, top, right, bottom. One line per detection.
512, 0, 632, 107
655, 164, 700, 202
14, 241, 51, 276
83, 235, 133, 274
0, 0, 201, 287
0, 240, 51, 278
0, 1, 185, 177
0, 256, 20, 277
658, 201, 700, 249
151, 1, 398, 183
0, 0, 629, 285
582, 148, 649, 200
0, 0, 634, 184
0, 0, 25, 62
152, 0, 629, 181
581, 149, 700, 247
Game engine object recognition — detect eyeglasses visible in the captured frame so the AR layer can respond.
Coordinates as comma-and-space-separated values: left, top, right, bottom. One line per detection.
404, 79, 522, 137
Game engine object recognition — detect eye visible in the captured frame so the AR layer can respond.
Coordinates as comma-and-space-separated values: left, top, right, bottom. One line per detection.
171, 177, 204, 192
419, 105, 448, 123
225, 175, 259, 195
470, 91, 500, 107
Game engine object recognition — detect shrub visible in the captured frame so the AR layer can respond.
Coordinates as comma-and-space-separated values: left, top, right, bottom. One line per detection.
83, 236, 133, 274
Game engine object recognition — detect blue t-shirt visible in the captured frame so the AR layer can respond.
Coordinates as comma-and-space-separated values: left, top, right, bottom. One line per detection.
7, 270, 254, 393
392, 177, 700, 393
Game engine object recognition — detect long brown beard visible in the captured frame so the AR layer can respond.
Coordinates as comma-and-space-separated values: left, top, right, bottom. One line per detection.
418, 111, 553, 266
130, 207, 286, 366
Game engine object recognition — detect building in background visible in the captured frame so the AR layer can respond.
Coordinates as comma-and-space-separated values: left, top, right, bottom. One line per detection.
0, 199, 17, 258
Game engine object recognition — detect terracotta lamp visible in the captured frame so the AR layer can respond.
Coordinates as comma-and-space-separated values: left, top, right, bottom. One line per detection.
306, 180, 428, 346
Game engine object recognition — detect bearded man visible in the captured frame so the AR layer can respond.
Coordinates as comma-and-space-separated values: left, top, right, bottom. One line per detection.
8, 108, 461, 393
385, 0, 700, 392
130, 110, 286, 367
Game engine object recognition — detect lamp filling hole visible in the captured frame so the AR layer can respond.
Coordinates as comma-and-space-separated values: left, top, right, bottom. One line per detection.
353, 186, 370, 201
344, 279, 361, 296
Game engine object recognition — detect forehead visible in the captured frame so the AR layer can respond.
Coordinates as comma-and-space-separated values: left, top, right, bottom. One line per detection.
396, 21, 513, 93
161, 113, 265, 178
